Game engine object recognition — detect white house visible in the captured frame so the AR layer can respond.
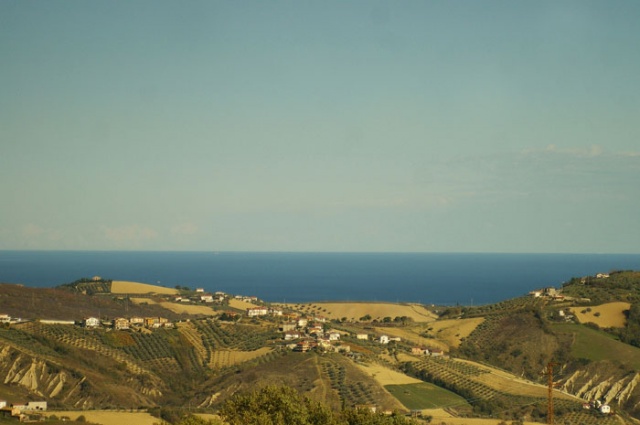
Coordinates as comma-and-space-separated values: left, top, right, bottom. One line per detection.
83, 317, 100, 328
284, 331, 301, 341
297, 318, 308, 328
25, 401, 47, 411
379, 335, 390, 344
600, 404, 611, 414
0, 314, 11, 323
247, 307, 268, 317
328, 331, 341, 341
356, 333, 368, 340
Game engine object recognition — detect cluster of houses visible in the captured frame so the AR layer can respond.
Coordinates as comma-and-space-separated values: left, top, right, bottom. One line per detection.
0, 400, 47, 421
174, 289, 263, 306
82, 316, 173, 330
529, 287, 565, 301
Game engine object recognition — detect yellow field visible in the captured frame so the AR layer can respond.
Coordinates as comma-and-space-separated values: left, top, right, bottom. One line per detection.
427, 317, 485, 348
46, 411, 158, 425
228, 298, 258, 311
295, 302, 437, 323
571, 301, 630, 328
357, 362, 423, 386
158, 301, 217, 316
111, 281, 178, 295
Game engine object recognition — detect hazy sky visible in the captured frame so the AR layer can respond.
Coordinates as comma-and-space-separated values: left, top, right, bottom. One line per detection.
2, 1, 639, 253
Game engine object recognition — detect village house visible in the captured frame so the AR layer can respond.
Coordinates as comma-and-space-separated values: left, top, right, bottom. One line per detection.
113, 317, 130, 330
430, 348, 444, 357
279, 322, 297, 332
83, 317, 100, 328
356, 333, 369, 340
379, 335, 390, 344
284, 331, 301, 341
247, 307, 268, 317
412, 347, 429, 355
130, 316, 145, 327
316, 338, 332, 350
200, 294, 214, 303
328, 331, 341, 341
196, 288, 205, 293
0, 314, 11, 323
293, 340, 312, 352
529, 290, 543, 297
297, 318, 308, 328
25, 401, 47, 411
0, 401, 6, 409
269, 308, 283, 316
308, 325, 324, 335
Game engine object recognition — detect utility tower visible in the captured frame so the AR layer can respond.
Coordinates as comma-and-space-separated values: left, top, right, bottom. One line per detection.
543, 361, 559, 424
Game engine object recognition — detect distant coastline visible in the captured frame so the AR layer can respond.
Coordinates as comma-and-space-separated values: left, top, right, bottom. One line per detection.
1, 251, 639, 306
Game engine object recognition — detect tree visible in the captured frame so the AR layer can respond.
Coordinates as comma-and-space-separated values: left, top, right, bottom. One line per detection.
219, 385, 339, 425
218, 385, 416, 425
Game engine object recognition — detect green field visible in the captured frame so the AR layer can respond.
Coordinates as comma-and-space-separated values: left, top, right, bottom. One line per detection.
385, 382, 469, 410
554, 323, 640, 369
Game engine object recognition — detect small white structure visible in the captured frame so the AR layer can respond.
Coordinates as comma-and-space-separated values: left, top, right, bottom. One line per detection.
25, 401, 47, 411
600, 404, 611, 414
247, 307, 268, 317
0, 314, 11, 323
356, 333, 368, 340
284, 331, 301, 341
379, 335, 390, 344
328, 332, 341, 341
83, 317, 100, 328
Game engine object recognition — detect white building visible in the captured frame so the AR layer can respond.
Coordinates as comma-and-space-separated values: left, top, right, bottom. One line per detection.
83, 317, 100, 328
247, 307, 268, 317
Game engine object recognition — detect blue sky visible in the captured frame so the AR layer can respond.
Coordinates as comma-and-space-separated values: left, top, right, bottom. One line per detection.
1, 1, 639, 253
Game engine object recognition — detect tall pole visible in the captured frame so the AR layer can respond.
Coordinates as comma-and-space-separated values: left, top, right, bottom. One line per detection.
545, 361, 558, 424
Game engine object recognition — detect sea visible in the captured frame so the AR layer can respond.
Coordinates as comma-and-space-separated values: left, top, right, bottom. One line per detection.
1, 251, 639, 306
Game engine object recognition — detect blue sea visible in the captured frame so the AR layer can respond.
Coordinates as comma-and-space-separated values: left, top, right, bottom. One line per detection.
1, 251, 639, 306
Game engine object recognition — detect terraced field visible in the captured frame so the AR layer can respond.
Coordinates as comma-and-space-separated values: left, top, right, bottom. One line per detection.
410, 356, 582, 420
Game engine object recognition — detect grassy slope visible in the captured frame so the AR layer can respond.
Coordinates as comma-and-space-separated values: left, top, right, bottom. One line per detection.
553, 323, 640, 369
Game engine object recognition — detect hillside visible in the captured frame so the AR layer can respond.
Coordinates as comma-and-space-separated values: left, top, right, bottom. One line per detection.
1, 274, 640, 425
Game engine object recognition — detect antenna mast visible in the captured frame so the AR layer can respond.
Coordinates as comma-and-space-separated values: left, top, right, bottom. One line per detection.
544, 361, 558, 424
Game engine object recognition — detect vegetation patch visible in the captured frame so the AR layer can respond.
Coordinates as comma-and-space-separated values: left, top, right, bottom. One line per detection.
553, 323, 640, 369
385, 382, 469, 410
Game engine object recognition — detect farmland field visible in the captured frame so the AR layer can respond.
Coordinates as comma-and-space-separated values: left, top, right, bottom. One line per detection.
111, 281, 178, 295
294, 302, 437, 323
570, 301, 630, 328
385, 382, 469, 410
45, 411, 158, 425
